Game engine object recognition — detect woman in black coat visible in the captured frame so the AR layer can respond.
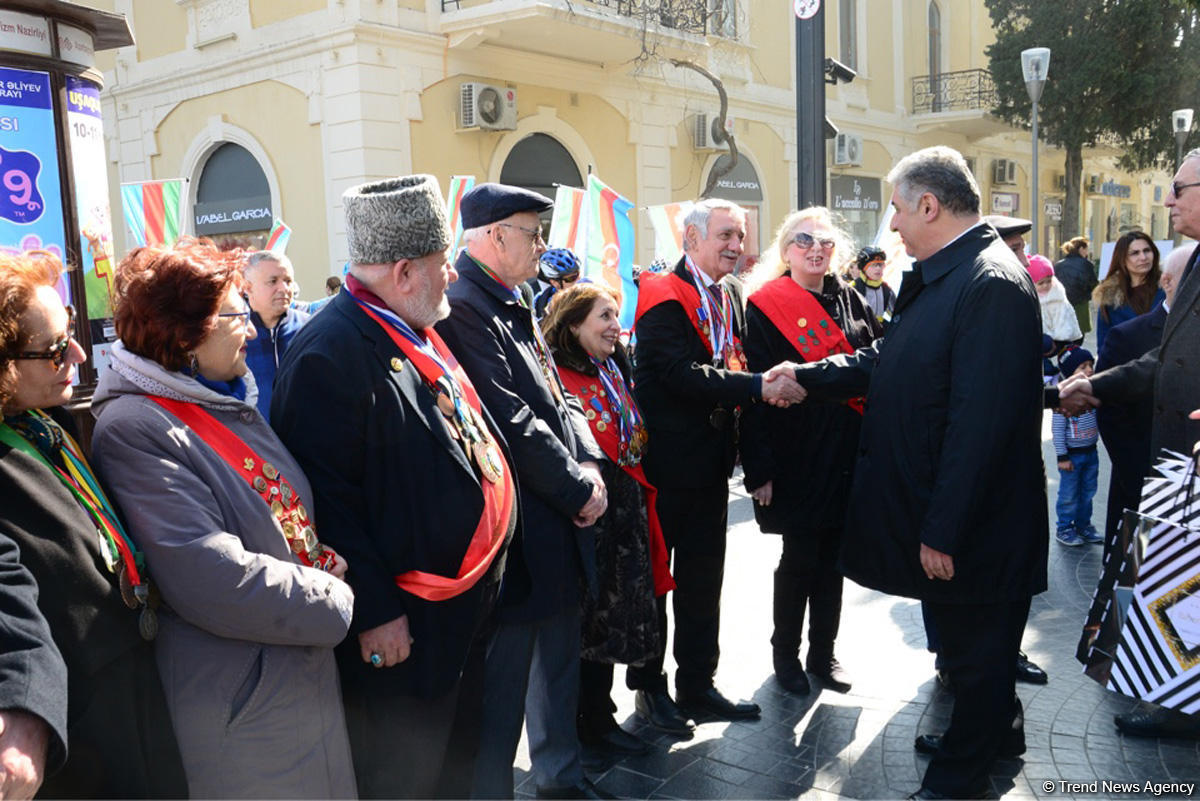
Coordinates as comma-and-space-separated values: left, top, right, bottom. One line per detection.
739, 208, 882, 695
0, 253, 185, 798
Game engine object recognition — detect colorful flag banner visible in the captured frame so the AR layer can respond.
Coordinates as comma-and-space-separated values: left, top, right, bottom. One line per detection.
584, 174, 637, 329
548, 185, 587, 252
644, 202, 692, 265
446, 175, 475, 254
121, 179, 183, 248
265, 218, 291, 254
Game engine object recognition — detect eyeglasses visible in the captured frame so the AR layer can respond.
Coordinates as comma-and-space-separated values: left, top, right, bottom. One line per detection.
495, 222, 546, 247
792, 232, 836, 250
8, 305, 76, 369
1171, 180, 1200, 198
217, 305, 252, 325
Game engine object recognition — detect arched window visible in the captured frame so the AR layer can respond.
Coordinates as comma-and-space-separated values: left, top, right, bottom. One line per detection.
499, 133, 583, 207
839, 0, 857, 71
928, 1, 942, 111
193, 143, 272, 240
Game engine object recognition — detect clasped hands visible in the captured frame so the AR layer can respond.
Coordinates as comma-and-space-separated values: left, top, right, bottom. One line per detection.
1056, 373, 1100, 416
761, 362, 807, 408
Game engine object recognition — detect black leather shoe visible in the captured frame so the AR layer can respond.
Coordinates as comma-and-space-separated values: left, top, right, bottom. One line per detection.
580, 724, 654, 757
633, 689, 694, 734
1015, 651, 1048, 684
808, 657, 852, 693
934, 669, 953, 693
914, 733, 1025, 758
535, 778, 617, 799
773, 653, 811, 695
1115, 705, 1200, 739
908, 786, 992, 799
676, 686, 761, 721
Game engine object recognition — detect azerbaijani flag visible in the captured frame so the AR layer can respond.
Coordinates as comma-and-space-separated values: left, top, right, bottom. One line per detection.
121, 179, 183, 247
584, 174, 637, 329
548, 185, 586, 251
644, 202, 692, 265
265, 218, 291, 254
446, 176, 475, 254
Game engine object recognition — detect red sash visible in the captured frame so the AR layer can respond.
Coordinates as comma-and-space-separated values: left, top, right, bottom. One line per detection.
634, 271, 746, 370
150, 397, 337, 571
557, 365, 674, 596
747, 275, 865, 414
356, 305, 516, 602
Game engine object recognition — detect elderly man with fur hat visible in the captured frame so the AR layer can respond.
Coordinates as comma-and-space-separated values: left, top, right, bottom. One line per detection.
435, 183, 610, 799
271, 174, 519, 798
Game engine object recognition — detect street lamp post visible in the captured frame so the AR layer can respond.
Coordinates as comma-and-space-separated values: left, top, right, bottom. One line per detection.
1021, 48, 1050, 255
1171, 108, 1193, 244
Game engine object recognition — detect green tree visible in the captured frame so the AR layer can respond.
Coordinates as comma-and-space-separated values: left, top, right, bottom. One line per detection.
984, 0, 1200, 241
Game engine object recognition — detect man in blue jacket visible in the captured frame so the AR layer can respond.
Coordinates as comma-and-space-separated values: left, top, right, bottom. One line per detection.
244, 251, 309, 417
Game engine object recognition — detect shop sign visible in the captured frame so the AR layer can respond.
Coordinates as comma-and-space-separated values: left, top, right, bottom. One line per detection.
65, 75, 118, 362
57, 24, 95, 68
1044, 198, 1063, 221
1098, 180, 1131, 198
194, 195, 273, 235
830, 175, 881, 212
991, 192, 1019, 214
710, 154, 763, 202
0, 67, 66, 288
0, 11, 50, 57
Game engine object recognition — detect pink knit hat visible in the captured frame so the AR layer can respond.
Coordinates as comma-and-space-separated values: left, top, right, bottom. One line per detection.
1027, 254, 1053, 283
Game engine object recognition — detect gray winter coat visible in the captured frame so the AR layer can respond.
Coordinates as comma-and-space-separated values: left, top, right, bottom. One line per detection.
90, 342, 357, 799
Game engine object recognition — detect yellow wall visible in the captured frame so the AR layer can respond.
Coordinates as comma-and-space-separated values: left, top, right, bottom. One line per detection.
749, 0, 792, 90
249, 0, 325, 28
150, 81, 329, 291
411, 76, 637, 205
131, 0, 187, 62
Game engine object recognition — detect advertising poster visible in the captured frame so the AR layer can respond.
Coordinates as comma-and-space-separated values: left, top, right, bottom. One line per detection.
0, 66, 67, 299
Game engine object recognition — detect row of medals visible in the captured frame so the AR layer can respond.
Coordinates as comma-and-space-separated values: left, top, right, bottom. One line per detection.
435, 375, 504, 484
700, 319, 745, 372
243, 457, 329, 568
585, 383, 647, 467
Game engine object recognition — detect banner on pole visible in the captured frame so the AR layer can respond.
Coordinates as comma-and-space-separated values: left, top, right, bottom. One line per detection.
121, 179, 184, 248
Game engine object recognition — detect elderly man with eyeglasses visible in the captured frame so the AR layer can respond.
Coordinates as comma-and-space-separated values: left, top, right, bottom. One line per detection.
1060, 148, 1200, 742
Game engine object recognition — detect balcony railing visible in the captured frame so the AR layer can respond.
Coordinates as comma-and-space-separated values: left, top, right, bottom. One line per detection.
912, 68, 996, 114
440, 0, 732, 37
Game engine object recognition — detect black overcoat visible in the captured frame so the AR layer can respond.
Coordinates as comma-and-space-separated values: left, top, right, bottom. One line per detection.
631, 258, 760, 490
793, 225, 1049, 603
271, 290, 517, 698
0, 407, 185, 797
435, 253, 604, 624
739, 273, 882, 533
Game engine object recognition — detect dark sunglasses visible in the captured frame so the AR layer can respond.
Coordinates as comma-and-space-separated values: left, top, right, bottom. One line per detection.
1172, 180, 1200, 198
792, 232, 836, 250
9, 305, 76, 369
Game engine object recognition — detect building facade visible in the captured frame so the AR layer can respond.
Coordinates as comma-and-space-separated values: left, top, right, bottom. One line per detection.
87, 0, 1173, 296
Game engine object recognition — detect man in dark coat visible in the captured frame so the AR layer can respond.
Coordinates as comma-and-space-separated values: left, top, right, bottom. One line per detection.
272, 175, 518, 798
434, 183, 610, 799
793, 146, 1048, 799
1060, 147, 1200, 740
629, 198, 805, 728
1093, 246, 1187, 556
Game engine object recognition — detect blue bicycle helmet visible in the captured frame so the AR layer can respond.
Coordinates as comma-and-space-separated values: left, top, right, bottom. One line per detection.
539, 248, 581, 282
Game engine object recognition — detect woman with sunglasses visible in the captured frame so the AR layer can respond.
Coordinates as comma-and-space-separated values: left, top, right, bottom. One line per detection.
88, 240, 357, 798
541, 282, 673, 757
1093, 231, 1164, 351
740, 208, 883, 695
0, 252, 186, 798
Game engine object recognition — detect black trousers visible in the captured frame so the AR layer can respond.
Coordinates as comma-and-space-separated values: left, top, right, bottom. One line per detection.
578, 659, 618, 735
342, 632, 487, 799
626, 482, 728, 695
772, 525, 844, 663
922, 597, 1031, 798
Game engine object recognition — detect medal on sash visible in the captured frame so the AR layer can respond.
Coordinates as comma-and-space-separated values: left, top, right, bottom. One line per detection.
590, 356, 647, 466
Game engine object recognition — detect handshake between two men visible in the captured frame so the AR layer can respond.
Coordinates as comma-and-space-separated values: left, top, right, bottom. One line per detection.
761, 362, 808, 408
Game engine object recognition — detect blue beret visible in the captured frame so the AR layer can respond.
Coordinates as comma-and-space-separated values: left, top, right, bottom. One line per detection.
460, 182, 553, 229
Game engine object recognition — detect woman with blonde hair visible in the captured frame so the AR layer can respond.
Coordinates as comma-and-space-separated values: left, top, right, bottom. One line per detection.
740, 207, 882, 695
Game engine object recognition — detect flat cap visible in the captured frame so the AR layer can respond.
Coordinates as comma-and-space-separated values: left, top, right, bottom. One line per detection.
343, 174, 450, 263
460, 182, 553, 229
984, 214, 1032, 238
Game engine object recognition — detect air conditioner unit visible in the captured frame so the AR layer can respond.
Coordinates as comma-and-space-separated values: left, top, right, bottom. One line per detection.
1054, 173, 1067, 191
692, 113, 733, 150
459, 83, 517, 131
1087, 174, 1101, 193
833, 133, 863, 166
992, 159, 1016, 185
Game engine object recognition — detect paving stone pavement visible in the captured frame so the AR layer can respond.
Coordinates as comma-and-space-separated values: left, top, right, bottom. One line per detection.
510, 392, 1200, 798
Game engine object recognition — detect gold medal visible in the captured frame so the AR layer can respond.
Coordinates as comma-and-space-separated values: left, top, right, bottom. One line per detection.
390, 357, 404, 372
117, 563, 138, 610
585, 409, 596, 420
596, 421, 607, 432
472, 440, 503, 483
262, 463, 279, 480
279, 480, 294, 508
271, 500, 284, 516
798, 317, 807, 328
243, 457, 255, 471
253, 476, 268, 493
297, 504, 308, 521
437, 392, 455, 417
302, 526, 318, 552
